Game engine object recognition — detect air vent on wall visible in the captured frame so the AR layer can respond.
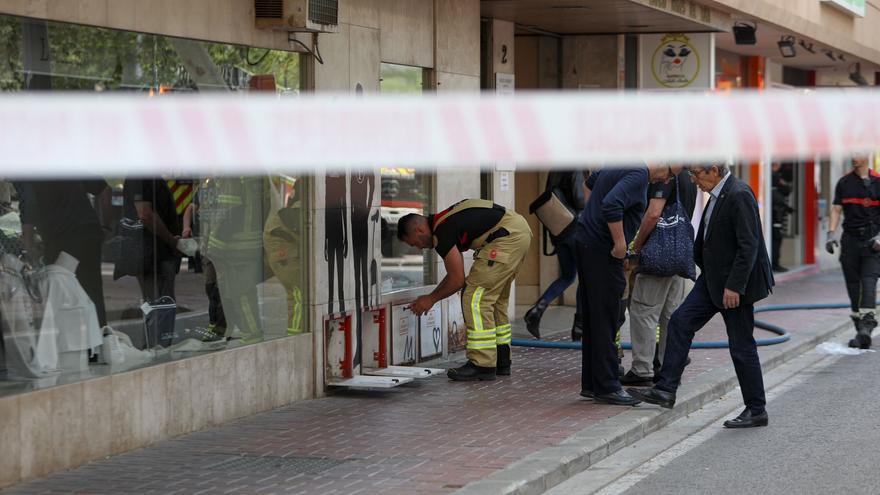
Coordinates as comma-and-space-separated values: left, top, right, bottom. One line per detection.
254, 0, 338, 33
308, 0, 338, 26
255, 0, 284, 19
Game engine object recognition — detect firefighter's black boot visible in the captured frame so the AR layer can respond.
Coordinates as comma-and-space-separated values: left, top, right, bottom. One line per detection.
571, 313, 584, 342
850, 313, 876, 349
524, 301, 548, 339
496, 344, 511, 376
447, 361, 496, 381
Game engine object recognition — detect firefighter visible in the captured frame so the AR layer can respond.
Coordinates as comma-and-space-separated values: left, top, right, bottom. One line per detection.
826, 153, 880, 349
263, 177, 305, 336
398, 199, 532, 381
200, 177, 267, 344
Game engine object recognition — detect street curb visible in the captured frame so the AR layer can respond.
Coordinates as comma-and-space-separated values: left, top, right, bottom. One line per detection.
453, 314, 851, 495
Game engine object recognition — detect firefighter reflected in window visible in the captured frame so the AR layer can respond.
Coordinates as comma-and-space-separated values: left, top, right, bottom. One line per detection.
183, 193, 226, 338
771, 162, 794, 273
350, 170, 375, 366
325, 172, 348, 314
264, 178, 305, 335
200, 177, 266, 344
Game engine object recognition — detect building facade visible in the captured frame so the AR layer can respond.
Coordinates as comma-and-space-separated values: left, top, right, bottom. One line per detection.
0, 0, 878, 488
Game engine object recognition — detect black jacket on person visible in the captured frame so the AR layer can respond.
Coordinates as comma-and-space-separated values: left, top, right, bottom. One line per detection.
695, 176, 774, 308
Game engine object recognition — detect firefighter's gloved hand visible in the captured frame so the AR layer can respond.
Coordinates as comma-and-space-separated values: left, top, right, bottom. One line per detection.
176, 238, 199, 257
825, 230, 839, 254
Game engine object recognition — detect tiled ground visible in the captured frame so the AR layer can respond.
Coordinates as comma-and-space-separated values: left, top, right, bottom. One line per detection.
2, 271, 851, 495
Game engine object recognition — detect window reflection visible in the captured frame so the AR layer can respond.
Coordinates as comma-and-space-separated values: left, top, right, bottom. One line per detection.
379, 63, 435, 291
0, 13, 307, 394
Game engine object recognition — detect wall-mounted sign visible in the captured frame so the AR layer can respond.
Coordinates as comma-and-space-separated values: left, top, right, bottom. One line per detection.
822, 0, 866, 17
631, 0, 731, 32
639, 33, 714, 90
495, 73, 515, 96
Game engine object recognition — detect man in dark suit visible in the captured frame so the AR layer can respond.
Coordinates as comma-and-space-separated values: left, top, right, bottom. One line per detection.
629, 163, 775, 428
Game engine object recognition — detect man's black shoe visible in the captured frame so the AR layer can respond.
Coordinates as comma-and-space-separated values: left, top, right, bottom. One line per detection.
627, 387, 675, 409
772, 265, 789, 273
620, 370, 653, 385
447, 361, 496, 381
594, 390, 641, 406
579, 390, 594, 399
723, 408, 768, 428
571, 325, 583, 342
849, 333, 872, 349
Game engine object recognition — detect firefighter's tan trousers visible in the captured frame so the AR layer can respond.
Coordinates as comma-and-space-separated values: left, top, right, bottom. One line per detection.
461, 212, 532, 367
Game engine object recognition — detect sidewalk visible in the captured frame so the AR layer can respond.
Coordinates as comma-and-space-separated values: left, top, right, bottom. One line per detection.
2, 271, 852, 495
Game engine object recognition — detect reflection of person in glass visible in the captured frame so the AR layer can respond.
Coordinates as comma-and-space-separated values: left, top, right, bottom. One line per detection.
264, 178, 304, 335
19, 179, 113, 326
183, 192, 226, 338
325, 173, 348, 314
123, 178, 182, 301
201, 177, 266, 344
770, 163, 793, 273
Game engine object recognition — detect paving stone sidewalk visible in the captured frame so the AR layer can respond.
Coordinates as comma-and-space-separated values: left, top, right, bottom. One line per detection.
2, 270, 851, 495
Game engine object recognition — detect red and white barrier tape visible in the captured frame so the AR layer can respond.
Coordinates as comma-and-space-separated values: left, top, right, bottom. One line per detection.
1, 89, 878, 177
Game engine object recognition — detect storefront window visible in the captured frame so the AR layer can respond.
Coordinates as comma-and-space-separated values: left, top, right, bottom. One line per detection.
379, 63, 435, 292
0, 14, 307, 396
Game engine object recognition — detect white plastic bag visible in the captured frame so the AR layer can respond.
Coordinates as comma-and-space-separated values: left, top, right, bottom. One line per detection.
99, 326, 126, 365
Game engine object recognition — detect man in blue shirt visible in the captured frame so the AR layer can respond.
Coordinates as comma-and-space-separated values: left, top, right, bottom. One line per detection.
578, 165, 673, 406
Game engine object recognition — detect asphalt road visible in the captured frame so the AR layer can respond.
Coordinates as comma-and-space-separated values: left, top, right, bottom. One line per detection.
617, 347, 879, 495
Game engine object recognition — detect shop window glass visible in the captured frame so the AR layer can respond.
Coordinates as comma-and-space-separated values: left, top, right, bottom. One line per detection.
379, 63, 435, 292
0, 14, 307, 396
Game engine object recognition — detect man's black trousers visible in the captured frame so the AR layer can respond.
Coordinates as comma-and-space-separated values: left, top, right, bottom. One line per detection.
577, 245, 625, 395
656, 276, 766, 414
840, 232, 880, 313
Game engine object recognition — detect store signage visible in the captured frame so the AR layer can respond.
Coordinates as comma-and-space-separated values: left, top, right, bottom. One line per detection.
821, 0, 866, 17
639, 33, 714, 90
632, 0, 731, 31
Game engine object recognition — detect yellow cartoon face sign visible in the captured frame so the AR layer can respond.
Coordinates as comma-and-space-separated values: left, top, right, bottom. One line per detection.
651, 34, 701, 88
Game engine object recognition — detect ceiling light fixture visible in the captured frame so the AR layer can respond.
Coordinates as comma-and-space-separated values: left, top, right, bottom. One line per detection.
850, 62, 869, 86
732, 21, 757, 45
798, 39, 816, 54
777, 36, 796, 58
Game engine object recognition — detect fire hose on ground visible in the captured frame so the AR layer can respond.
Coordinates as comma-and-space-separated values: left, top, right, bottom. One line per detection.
511, 303, 857, 350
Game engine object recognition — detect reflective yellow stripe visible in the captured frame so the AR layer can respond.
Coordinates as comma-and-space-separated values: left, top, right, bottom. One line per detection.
288, 287, 303, 335
470, 287, 485, 332
495, 324, 512, 344
467, 341, 498, 350
218, 194, 242, 205
467, 328, 496, 338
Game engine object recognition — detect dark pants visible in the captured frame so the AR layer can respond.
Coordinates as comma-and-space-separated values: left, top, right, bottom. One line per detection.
771, 224, 783, 268
326, 231, 345, 315
577, 245, 625, 395
840, 232, 880, 313
203, 259, 226, 329
137, 259, 177, 302
45, 232, 107, 326
538, 235, 583, 315
657, 276, 766, 413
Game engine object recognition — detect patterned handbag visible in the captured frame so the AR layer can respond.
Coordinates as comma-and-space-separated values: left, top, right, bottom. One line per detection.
638, 180, 696, 280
